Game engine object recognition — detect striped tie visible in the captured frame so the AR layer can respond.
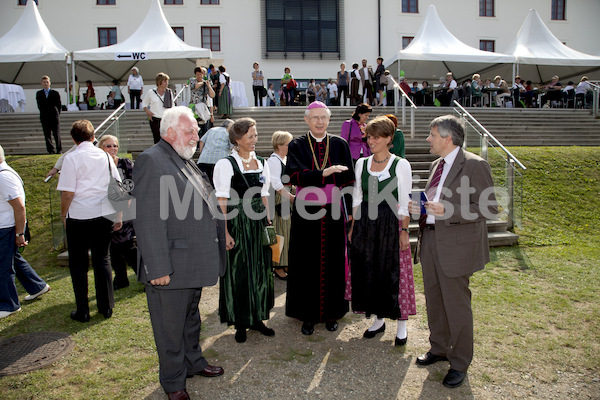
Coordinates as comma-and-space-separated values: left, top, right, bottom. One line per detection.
419, 159, 445, 229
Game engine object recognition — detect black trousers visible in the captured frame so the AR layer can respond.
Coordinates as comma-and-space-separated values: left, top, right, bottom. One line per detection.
41, 116, 61, 154
253, 85, 264, 107
110, 238, 137, 287
150, 117, 162, 144
338, 85, 349, 106
66, 217, 114, 314
130, 90, 142, 109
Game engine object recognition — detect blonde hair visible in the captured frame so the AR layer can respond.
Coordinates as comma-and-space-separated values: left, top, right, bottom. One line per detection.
155, 72, 170, 86
472, 73, 480, 80
271, 131, 293, 151
98, 134, 119, 148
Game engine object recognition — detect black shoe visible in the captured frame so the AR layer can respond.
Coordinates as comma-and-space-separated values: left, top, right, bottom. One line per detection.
100, 309, 113, 319
250, 322, 275, 336
301, 322, 314, 335
395, 336, 407, 346
443, 369, 466, 388
273, 270, 288, 281
325, 321, 338, 332
363, 323, 385, 339
113, 280, 130, 290
70, 310, 90, 323
235, 328, 247, 343
415, 351, 448, 366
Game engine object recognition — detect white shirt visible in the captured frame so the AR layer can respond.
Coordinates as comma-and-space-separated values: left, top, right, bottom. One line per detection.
328, 83, 338, 98
127, 74, 144, 91
427, 146, 460, 224
56, 141, 120, 220
142, 88, 170, 118
576, 81, 591, 94
266, 153, 286, 192
0, 162, 25, 228
352, 156, 412, 217
267, 88, 275, 101
213, 150, 270, 199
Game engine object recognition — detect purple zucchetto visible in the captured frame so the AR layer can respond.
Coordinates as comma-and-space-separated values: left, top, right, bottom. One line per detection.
306, 101, 328, 110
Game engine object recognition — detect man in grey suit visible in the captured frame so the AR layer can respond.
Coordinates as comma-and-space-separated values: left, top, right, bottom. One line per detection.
133, 106, 226, 400
413, 115, 497, 389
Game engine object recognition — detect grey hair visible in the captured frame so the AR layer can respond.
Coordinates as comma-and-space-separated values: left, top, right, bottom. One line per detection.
160, 106, 196, 138
0, 145, 4, 164
304, 107, 332, 118
221, 119, 234, 128
430, 115, 464, 147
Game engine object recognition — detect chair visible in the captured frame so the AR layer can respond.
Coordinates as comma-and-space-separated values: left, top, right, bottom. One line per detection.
563, 89, 575, 108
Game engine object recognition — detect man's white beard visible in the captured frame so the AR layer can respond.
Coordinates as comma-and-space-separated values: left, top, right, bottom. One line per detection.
174, 142, 196, 160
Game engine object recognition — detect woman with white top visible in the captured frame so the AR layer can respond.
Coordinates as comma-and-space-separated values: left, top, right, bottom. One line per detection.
127, 67, 144, 109
142, 72, 173, 144
266, 131, 295, 281
213, 118, 274, 343
57, 120, 121, 322
347, 116, 416, 346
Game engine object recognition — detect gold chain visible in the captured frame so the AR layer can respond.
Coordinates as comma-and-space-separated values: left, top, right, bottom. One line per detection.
307, 132, 330, 171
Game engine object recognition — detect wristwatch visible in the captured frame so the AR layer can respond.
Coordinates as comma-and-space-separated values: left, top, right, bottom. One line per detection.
401, 228, 409, 232
16, 232, 24, 238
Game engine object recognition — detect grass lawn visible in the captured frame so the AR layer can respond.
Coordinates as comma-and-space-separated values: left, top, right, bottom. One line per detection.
0, 147, 599, 399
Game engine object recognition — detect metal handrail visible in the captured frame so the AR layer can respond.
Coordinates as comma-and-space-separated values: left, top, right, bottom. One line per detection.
453, 100, 526, 170
94, 102, 126, 135
386, 76, 417, 138
588, 82, 600, 117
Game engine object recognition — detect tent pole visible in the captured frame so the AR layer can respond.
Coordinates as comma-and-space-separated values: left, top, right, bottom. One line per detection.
72, 56, 76, 106
66, 54, 70, 105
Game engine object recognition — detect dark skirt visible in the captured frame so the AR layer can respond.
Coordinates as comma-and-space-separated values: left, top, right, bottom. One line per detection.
348, 202, 416, 320
286, 203, 349, 323
219, 198, 274, 327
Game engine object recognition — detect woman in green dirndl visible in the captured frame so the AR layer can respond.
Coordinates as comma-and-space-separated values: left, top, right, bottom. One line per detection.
213, 118, 274, 343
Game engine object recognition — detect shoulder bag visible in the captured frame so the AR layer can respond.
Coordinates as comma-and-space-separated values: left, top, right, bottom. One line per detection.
106, 153, 133, 202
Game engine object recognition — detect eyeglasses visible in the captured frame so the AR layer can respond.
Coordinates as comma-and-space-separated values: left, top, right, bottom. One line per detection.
104, 144, 119, 148
309, 116, 330, 122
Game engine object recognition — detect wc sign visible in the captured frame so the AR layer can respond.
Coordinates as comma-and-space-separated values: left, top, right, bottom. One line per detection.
114, 52, 148, 61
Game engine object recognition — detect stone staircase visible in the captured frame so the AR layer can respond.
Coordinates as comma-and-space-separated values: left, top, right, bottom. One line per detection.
4, 106, 599, 257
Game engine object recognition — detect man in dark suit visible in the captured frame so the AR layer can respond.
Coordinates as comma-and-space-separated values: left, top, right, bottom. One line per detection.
413, 115, 497, 389
36, 75, 62, 154
133, 106, 226, 400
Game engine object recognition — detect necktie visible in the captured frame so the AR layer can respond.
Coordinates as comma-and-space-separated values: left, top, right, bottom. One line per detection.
419, 159, 445, 229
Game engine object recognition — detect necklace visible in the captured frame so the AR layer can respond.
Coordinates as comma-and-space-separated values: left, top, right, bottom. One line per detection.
307, 133, 330, 171
373, 155, 390, 164
239, 153, 253, 168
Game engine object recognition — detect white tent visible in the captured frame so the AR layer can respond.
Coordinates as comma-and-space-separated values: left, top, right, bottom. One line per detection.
504, 9, 600, 83
0, 0, 69, 88
72, 0, 212, 86
386, 5, 515, 83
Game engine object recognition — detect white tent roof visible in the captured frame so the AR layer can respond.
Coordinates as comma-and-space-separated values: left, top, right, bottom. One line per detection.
386, 5, 515, 82
503, 9, 600, 83
0, 0, 69, 87
72, 0, 211, 84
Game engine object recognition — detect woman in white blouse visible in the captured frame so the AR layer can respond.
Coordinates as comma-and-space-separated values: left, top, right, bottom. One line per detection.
213, 118, 275, 343
266, 131, 295, 280
347, 116, 416, 346
127, 67, 144, 109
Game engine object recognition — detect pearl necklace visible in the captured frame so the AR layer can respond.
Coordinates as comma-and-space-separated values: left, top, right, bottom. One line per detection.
373, 155, 390, 164
239, 153, 253, 168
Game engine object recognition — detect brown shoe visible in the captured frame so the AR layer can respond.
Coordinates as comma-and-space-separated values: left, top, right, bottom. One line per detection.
167, 389, 190, 400
188, 364, 224, 378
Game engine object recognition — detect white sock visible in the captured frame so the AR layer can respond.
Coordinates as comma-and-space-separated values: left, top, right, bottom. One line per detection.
397, 320, 407, 339
368, 316, 385, 332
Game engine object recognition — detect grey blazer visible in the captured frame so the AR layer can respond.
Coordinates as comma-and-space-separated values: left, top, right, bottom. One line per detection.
420, 148, 497, 278
132, 140, 226, 289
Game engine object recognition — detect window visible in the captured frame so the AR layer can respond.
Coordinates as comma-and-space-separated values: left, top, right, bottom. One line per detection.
265, 0, 340, 56
551, 0, 566, 20
402, 0, 418, 13
202, 27, 220, 51
18, 0, 38, 4
164, 0, 183, 4
172, 27, 184, 41
480, 40, 495, 52
98, 28, 117, 47
201, 0, 219, 4
97, 0, 116, 4
479, 0, 494, 17
402, 36, 414, 49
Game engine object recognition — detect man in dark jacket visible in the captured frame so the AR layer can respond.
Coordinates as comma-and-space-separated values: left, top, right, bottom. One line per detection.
36, 75, 62, 154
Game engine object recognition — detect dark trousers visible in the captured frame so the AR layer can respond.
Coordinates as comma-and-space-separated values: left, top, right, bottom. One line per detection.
363, 82, 374, 105
110, 238, 137, 288
197, 163, 215, 184
146, 286, 207, 393
66, 217, 114, 314
41, 116, 61, 154
150, 117, 162, 144
420, 228, 473, 372
283, 87, 295, 106
130, 90, 142, 109
253, 85, 264, 107
338, 85, 348, 106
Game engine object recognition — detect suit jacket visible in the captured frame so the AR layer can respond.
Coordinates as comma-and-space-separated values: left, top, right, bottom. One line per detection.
132, 139, 226, 289
419, 148, 497, 278
358, 67, 374, 86
36, 89, 61, 122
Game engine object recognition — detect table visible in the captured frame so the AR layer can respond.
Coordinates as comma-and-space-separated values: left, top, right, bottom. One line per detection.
0, 84, 26, 112
481, 87, 497, 107
229, 81, 248, 107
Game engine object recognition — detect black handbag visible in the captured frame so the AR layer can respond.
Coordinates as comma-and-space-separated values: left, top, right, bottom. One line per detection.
106, 153, 133, 202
